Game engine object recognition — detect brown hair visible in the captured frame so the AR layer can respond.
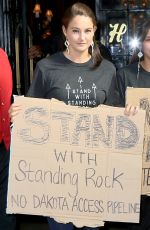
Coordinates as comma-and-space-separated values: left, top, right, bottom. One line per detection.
139, 20, 150, 45
130, 20, 150, 63
62, 2, 103, 68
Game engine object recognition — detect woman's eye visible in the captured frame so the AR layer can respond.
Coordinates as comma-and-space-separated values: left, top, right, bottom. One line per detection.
144, 36, 150, 41
85, 29, 92, 33
72, 30, 79, 33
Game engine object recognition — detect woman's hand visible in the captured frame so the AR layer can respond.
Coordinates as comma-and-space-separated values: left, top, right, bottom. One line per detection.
9, 103, 23, 123
124, 104, 139, 116
28, 45, 42, 59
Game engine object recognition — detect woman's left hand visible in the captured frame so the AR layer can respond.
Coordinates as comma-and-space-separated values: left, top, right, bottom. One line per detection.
124, 104, 139, 116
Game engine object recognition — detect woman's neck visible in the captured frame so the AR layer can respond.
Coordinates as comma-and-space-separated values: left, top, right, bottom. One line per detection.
140, 59, 150, 72
63, 50, 91, 63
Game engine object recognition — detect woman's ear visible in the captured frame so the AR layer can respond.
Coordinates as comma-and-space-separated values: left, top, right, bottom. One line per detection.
94, 26, 97, 33
62, 25, 67, 37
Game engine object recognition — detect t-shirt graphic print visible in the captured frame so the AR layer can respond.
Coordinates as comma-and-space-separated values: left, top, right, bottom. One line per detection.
66, 76, 98, 107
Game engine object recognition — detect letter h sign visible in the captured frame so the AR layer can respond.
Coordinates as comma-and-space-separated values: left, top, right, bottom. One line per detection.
109, 23, 127, 43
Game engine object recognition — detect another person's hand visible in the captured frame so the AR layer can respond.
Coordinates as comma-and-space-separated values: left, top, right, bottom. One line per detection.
124, 104, 138, 116
28, 45, 43, 59
9, 103, 23, 123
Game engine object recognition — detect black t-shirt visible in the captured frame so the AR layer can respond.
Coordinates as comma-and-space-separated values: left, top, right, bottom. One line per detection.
27, 52, 119, 107
117, 62, 150, 106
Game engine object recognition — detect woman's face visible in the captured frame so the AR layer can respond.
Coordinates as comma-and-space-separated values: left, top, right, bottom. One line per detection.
142, 29, 150, 59
62, 15, 96, 55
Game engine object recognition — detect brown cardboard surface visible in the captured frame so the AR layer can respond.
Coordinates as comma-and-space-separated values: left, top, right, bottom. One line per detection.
7, 96, 145, 227
126, 87, 150, 195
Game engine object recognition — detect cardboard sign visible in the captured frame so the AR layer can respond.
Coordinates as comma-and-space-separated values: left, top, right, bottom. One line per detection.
126, 87, 150, 195
7, 97, 145, 227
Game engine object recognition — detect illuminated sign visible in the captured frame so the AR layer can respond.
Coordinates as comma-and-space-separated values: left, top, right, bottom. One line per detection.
109, 23, 127, 43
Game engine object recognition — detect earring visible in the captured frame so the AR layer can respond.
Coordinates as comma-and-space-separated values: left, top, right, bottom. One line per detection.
91, 41, 94, 55
137, 50, 143, 80
137, 51, 143, 59
64, 39, 69, 53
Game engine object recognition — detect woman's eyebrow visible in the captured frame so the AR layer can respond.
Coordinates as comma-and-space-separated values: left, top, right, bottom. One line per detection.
71, 27, 93, 30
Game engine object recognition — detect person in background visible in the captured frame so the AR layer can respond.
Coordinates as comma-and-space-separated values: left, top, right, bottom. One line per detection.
28, 12, 62, 60
98, 41, 112, 62
116, 19, 150, 229
94, 23, 112, 63
9, 2, 137, 230
0, 48, 16, 230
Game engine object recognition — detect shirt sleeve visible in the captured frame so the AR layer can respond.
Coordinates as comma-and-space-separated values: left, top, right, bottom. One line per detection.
116, 68, 126, 107
26, 63, 47, 98
0, 48, 12, 99
105, 71, 120, 106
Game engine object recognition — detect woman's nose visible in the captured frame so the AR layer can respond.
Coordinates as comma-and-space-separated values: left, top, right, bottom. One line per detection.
80, 32, 85, 40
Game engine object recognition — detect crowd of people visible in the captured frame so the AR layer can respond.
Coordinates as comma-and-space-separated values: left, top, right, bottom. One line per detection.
1, 1, 150, 230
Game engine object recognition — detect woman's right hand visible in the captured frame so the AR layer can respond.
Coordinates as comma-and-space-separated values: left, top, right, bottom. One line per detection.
9, 103, 23, 123
124, 103, 139, 116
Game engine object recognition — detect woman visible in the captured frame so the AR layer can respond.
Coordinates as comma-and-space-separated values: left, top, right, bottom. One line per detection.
11, 3, 118, 113
0, 48, 16, 230
117, 20, 150, 106
9, 2, 136, 230
116, 19, 150, 230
